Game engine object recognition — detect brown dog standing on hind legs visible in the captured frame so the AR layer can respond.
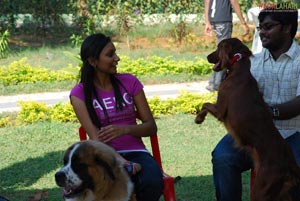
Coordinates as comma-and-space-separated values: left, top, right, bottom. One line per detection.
195, 38, 300, 201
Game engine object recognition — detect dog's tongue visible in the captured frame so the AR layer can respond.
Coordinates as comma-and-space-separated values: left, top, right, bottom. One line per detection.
213, 61, 221, 71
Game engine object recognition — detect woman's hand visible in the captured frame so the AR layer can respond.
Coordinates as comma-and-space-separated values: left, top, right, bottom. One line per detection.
97, 125, 128, 143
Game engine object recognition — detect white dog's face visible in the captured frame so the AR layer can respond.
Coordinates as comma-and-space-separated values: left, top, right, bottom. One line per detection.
55, 143, 95, 200
55, 141, 120, 201
60, 143, 82, 187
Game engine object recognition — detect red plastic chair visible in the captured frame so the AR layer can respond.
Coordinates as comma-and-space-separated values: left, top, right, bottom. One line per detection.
78, 126, 177, 201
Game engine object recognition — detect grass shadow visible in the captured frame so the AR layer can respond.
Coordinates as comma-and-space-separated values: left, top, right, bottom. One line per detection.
173, 175, 215, 201
171, 173, 251, 201
0, 151, 63, 200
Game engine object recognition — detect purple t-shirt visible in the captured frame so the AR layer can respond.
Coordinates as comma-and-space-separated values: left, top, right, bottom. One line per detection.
70, 73, 147, 153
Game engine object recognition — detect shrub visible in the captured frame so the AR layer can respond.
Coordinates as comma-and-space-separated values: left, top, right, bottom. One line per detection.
16, 101, 49, 125
0, 91, 216, 127
0, 56, 212, 87
148, 91, 216, 116
0, 58, 76, 86
118, 55, 212, 76
49, 102, 77, 122
148, 96, 174, 117
0, 116, 12, 127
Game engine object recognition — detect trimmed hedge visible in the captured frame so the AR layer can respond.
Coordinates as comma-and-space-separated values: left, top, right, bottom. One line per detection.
118, 55, 211, 76
0, 58, 76, 86
0, 91, 216, 127
0, 56, 212, 86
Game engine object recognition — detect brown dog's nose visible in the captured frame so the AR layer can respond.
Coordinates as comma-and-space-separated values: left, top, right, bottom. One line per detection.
207, 50, 219, 64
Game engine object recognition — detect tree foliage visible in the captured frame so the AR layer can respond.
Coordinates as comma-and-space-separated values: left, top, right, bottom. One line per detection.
0, 0, 298, 49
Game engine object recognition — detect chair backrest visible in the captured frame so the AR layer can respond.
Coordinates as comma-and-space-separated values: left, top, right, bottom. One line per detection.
78, 126, 163, 170
79, 126, 87, 141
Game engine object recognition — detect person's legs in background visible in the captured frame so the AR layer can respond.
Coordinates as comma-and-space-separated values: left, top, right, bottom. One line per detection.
212, 134, 253, 201
206, 22, 233, 92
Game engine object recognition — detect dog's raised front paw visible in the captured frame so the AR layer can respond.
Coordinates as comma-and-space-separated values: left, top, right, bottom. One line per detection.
195, 111, 207, 124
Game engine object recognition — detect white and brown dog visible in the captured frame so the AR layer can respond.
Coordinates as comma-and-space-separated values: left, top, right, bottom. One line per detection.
55, 140, 135, 201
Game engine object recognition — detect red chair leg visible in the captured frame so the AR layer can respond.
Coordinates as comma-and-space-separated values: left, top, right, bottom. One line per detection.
163, 176, 176, 201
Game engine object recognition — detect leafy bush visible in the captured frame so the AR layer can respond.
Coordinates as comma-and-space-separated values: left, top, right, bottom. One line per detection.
118, 55, 212, 76
148, 91, 216, 116
49, 102, 77, 122
148, 96, 174, 117
1, 91, 216, 127
14, 101, 78, 126
0, 56, 211, 86
0, 58, 76, 86
16, 101, 49, 124
0, 116, 12, 127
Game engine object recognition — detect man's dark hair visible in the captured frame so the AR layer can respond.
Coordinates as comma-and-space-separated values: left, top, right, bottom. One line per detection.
258, 2, 298, 38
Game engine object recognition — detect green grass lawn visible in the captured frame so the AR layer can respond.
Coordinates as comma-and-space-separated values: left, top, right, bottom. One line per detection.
0, 114, 251, 201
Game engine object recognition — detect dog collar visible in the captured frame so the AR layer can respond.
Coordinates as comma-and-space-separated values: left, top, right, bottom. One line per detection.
230, 53, 246, 65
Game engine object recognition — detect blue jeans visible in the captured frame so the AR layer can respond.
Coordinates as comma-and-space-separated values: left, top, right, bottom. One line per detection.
121, 152, 163, 201
212, 132, 300, 201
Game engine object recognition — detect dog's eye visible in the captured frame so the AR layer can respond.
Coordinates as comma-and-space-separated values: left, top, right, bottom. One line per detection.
73, 162, 88, 173
72, 155, 86, 166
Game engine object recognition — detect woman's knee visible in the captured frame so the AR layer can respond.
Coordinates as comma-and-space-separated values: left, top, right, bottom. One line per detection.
135, 172, 163, 201
136, 168, 163, 189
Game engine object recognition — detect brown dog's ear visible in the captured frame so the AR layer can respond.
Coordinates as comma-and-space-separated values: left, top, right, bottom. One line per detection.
243, 45, 252, 57
238, 42, 252, 58
231, 38, 252, 58
218, 41, 232, 67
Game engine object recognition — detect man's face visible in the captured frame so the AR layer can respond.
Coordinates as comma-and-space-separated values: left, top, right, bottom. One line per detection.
258, 15, 285, 50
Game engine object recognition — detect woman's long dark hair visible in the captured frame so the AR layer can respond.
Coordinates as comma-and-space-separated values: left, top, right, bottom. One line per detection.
79, 33, 128, 128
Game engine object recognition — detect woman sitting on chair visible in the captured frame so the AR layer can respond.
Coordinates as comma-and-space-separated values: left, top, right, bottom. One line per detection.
70, 33, 163, 201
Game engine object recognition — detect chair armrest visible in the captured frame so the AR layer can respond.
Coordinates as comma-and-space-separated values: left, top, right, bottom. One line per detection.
79, 126, 87, 141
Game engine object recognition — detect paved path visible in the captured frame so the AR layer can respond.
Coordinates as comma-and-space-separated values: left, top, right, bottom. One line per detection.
0, 81, 210, 113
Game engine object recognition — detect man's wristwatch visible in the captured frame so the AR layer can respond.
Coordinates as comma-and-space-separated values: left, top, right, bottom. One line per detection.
270, 106, 280, 118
